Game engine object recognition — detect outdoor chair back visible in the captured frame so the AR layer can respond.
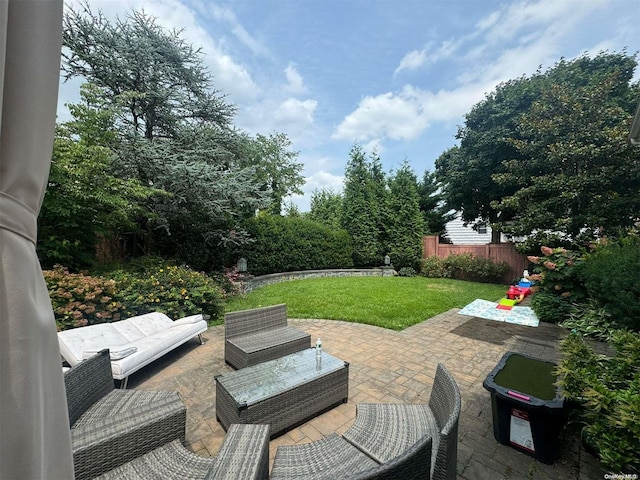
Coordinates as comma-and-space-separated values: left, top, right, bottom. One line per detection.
429, 363, 462, 480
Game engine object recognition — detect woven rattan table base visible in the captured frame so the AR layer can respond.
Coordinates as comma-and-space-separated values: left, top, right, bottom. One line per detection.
216, 350, 349, 438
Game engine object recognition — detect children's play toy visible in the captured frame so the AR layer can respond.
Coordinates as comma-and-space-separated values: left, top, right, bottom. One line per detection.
499, 271, 533, 310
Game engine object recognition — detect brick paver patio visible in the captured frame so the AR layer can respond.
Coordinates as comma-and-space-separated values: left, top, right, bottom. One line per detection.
130, 308, 607, 480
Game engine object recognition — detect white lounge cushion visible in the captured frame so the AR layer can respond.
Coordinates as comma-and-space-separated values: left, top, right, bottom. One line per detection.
82, 346, 138, 361
172, 314, 203, 326
57, 312, 205, 370
109, 322, 206, 377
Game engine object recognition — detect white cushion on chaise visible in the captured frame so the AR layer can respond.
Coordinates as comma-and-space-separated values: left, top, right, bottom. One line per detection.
58, 312, 207, 387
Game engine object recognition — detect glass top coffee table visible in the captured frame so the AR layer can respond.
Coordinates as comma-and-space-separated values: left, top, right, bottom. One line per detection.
215, 348, 349, 438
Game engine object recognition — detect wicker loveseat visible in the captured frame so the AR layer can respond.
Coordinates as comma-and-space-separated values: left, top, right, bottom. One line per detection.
95, 424, 270, 480
270, 363, 461, 480
64, 349, 186, 480
224, 304, 310, 369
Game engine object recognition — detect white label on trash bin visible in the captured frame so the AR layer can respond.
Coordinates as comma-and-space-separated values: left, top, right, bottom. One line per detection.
510, 408, 535, 453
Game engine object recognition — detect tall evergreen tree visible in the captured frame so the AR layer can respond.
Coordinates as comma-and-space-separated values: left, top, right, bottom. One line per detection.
417, 170, 454, 239
341, 145, 383, 266
308, 188, 343, 230
61, 4, 268, 268
385, 161, 426, 269
63, 2, 234, 141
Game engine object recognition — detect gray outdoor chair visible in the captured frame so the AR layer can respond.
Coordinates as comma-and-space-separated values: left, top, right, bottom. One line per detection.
95, 424, 270, 480
342, 363, 461, 480
64, 349, 186, 480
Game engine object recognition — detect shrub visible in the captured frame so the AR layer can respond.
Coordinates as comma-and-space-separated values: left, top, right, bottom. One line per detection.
397, 267, 417, 277
556, 331, 640, 473
530, 292, 573, 324
110, 263, 225, 321
527, 246, 585, 300
560, 300, 618, 340
44, 265, 127, 331
240, 215, 353, 275
420, 253, 509, 283
420, 256, 448, 278
576, 238, 640, 332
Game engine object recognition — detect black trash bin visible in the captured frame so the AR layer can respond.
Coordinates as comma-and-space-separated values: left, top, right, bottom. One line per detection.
483, 351, 566, 464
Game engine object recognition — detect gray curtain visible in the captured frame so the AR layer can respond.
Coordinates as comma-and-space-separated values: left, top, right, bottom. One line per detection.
0, 1, 74, 478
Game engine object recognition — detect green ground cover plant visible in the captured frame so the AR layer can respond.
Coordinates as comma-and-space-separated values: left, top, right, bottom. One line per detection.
225, 276, 506, 330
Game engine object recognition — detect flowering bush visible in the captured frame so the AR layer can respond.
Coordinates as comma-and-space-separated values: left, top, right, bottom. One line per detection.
527, 246, 584, 298
44, 265, 126, 331
110, 264, 224, 321
528, 246, 585, 323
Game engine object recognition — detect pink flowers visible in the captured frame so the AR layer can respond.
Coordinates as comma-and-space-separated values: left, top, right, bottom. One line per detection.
527, 255, 540, 264
541, 246, 554, 256
543, 261, 557, 270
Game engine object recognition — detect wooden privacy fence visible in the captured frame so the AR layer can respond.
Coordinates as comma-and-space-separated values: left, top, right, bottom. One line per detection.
422, 236, 529, 283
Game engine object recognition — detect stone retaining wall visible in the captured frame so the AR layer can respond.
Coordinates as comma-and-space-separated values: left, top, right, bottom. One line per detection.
240, 267, 397, 293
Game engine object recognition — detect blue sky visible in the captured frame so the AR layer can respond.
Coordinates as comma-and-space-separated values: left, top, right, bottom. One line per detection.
57, 0, 640, 211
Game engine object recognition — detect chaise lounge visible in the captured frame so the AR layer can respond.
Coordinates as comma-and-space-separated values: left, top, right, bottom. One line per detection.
58, 311, 208, 387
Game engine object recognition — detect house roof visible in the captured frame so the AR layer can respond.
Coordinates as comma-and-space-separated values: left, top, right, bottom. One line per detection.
630, 100, 640, 146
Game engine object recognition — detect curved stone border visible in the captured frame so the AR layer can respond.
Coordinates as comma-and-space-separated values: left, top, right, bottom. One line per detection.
240, 267, 397, 293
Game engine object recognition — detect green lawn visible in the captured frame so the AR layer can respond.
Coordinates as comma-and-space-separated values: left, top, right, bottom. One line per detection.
224, 276, 507, 330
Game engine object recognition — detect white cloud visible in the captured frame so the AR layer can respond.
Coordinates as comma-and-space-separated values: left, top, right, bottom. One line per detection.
332, 87, 429, 142
274, 98, 317, 126
394, 41, 458, 75
286, 169, 344, 212
237, 97, 318, 146
341, 0, 613, 145
209, 4, 270, 57
284, 63, 307, 95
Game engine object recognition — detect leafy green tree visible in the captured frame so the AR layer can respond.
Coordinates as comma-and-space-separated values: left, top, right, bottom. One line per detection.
493, 53, 640, 249
417, 170, 454, 239
308, 188, 343, 230
341, 145, 384, 266
437, 51, 640, 249
39, 85, 158, 269
61, 5, 273, 268
385, 161, 426, 269
435, 73, 542, 241
62, 2, 234, 140
243, 132, 304, 215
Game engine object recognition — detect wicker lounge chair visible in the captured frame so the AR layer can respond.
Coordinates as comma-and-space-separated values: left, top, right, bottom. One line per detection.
64, 349, 186, 480
343, 363, 461, 480
224, 304, 310, 369
271, 363, 460, 480
271, 430, 433, 479
95, 424, 270, 480
427, 363, 462, 480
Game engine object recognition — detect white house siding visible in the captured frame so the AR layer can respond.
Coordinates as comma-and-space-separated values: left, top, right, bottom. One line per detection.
445, 214, 491, 244
445, 214, 508, 244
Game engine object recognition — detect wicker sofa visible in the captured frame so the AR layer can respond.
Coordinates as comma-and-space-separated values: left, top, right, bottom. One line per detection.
64, 349, 186, 480
270, 363, 461, 480
95, 424, 270, 480
58, 311, 208, 388
224, 304, 310, 369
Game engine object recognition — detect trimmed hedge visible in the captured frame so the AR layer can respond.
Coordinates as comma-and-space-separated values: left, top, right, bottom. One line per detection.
240, 215, 353, 275
420, 253, 509, 284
